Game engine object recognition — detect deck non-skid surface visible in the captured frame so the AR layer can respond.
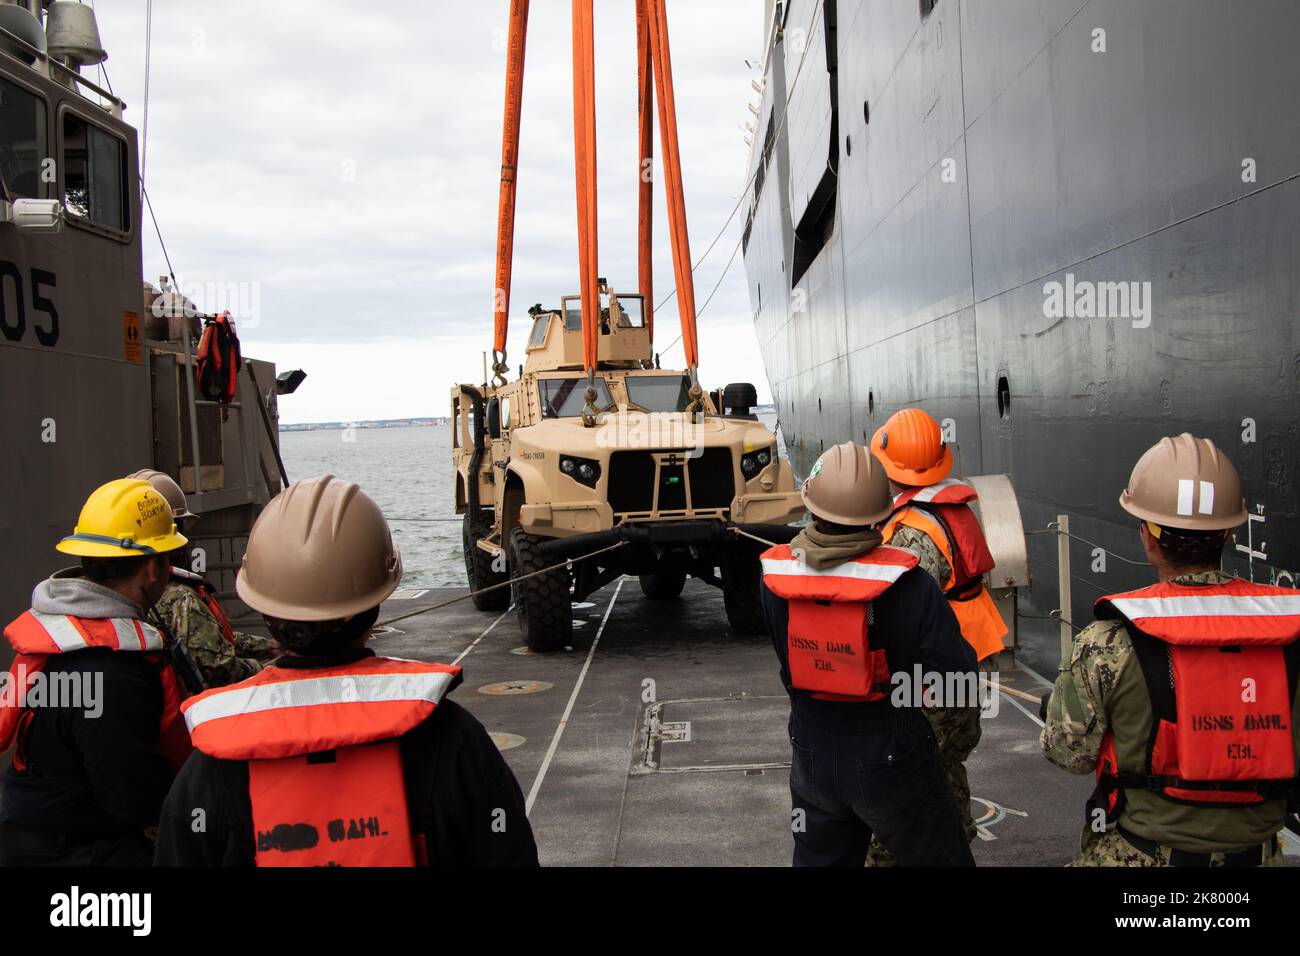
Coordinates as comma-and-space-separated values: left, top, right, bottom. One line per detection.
374, 581, 1298, 867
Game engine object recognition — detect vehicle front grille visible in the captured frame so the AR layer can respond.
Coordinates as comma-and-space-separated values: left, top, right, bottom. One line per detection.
687, 448, 735, 509
607, 448, 736, 516
608, 451, 656, 513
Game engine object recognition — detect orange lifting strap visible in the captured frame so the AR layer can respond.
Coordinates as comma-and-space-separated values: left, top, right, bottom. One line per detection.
492, 0, 530, 367
572, 0, 601, 377
635, 0, 654, 340
645, 0, 699, 371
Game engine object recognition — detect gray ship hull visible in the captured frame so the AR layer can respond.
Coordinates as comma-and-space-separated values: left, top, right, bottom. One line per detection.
742, 0, 1300, 667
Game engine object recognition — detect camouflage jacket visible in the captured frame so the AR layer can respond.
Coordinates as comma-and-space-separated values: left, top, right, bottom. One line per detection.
887, 523, 953, 588
154, 582, 275, 689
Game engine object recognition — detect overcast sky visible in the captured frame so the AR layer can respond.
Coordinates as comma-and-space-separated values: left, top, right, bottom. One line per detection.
92, 0, 769, 424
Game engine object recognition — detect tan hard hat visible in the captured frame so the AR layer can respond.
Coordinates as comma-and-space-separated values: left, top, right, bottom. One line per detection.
237, 475, 403, 621
1119, 433, 1247, 531
126, 468, 196, 520
801, 442, 893, 526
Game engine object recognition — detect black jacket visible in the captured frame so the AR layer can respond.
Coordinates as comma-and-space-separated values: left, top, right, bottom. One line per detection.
154, 652, 539, 867
762, 564, 979, 728
0, 648, 177, 838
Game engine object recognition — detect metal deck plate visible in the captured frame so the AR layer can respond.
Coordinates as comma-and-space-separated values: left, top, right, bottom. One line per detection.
636, 695, 791, 774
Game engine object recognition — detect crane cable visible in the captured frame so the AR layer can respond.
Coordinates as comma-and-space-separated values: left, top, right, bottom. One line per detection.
491, 0, 530, 385
653, 0, 826, 352
644, 0, 699, 374
635, 0, 655, 340
571, 0, 600, 390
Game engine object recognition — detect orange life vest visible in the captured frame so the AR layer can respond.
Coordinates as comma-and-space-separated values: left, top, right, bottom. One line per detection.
195, 311, 241, 406
882, 479, 1007, 661
761, 544, 919, 702
182, 656, 464, 867
170, 567, 236, 645
1091, 579, 1300, 814
0, 610, 193, 771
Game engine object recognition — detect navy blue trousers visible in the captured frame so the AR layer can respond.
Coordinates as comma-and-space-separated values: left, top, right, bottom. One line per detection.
788, 710, 975, 867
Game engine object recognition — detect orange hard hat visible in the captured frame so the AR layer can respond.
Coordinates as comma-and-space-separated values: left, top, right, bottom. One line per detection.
870, 408, 953, 485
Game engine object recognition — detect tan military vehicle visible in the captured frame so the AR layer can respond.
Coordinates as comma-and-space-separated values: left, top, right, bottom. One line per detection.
452, 282, 804, 651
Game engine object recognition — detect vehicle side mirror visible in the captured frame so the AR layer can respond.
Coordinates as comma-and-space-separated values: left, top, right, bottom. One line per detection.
486, 397, 502, 439
2, 198, 64, 234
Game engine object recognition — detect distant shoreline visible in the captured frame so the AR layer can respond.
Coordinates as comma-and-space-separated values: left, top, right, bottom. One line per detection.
280, 418, 450, 432
281, 405, 777, 433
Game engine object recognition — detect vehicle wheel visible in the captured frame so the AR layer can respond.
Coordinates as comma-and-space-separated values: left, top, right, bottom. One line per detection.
722, 382, 759, 417
721, 538, 766, 635
463, 514, 509, 611
639, 567, 687, 600
509, 528, 573, 652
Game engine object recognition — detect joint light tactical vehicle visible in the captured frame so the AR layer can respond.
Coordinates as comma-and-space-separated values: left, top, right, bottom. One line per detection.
453, 281, 803, 651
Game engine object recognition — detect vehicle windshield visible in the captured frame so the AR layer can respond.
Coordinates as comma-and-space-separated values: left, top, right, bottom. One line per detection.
539, 377, 614, 418
624, 375, 692, 413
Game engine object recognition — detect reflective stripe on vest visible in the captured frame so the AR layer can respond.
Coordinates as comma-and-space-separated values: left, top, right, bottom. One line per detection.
892, 478, 976, 507
761, 544, 918, 702
1, 611, 190, 769
1092, 580, 1300, 808
183, 657, 463, 761
1100, 580, 1300, 645
760, 544, 918, 603
9, 610, 164, 654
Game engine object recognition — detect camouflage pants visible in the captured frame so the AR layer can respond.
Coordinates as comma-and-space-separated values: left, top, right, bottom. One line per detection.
866, 705, 982, 867
1071, 827, 1286, 867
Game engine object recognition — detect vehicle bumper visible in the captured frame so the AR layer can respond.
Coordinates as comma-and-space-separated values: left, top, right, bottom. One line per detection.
519, 501, 615, 537
530, 519, 800, 562
730, 490, 805, 525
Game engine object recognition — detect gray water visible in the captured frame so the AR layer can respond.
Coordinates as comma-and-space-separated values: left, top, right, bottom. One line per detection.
279, 413, 783, 588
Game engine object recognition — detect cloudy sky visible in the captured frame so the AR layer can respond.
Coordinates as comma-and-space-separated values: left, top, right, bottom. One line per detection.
91, 0, 769, 424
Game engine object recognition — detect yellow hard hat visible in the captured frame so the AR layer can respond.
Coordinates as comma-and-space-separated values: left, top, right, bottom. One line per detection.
56, 478, 189, 558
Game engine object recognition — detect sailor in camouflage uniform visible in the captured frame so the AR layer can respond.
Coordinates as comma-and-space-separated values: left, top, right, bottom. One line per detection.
128, 470, 279, 688
1040, 435, 1300, 867
866, 410, 1007, 865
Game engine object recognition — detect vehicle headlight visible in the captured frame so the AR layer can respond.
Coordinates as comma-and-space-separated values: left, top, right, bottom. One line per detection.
741, 445, 774, 480
560, 455, 601, 488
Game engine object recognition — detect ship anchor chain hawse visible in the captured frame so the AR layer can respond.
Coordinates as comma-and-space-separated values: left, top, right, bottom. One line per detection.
0, 0, 1298, 913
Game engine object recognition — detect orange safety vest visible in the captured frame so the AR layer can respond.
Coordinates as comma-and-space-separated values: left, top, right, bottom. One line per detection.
183, 656, 464, 867
170, 567, 236, 645
0, 610, 193, 771
761, 544, 919, 702
1091, 580, 1300, 814
881, 479, 1007, 661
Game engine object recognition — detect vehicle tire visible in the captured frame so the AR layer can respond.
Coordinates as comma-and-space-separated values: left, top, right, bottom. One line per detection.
723, 382, 759, 416
721, 538, 766, 635
639, 567, 687, 600
463, 514, 509, 611
509, 528, 573, 651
